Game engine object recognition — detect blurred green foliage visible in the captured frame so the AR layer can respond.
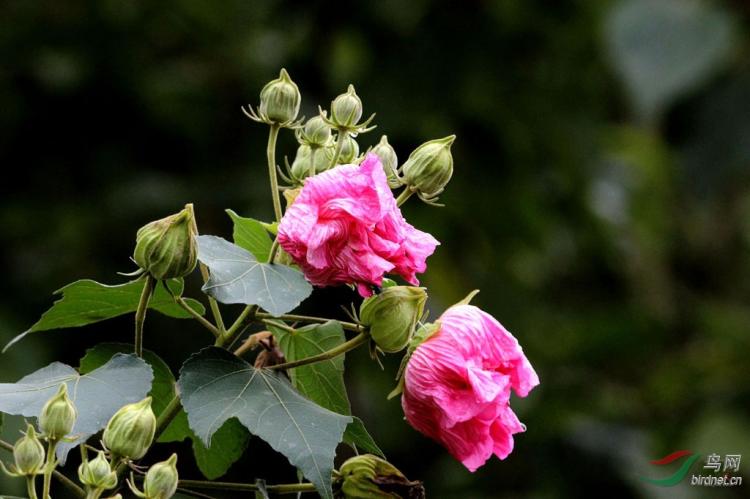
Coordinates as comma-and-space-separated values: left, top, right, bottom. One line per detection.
1, 0, 749, 497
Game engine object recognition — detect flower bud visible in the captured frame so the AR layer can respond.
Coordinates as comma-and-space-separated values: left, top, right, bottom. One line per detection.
338, 454, 424, 499
336, 133, 360, 165
360, 286, 427, 353
12, 424, 45, 476
103, 397, 156, 461
299, 115, 332, 148
258, 68, 301, 125
78, 451, 117, 491
401, 135, 456, 200
290, 145, 333, 181
331, 85, 363, 129
143, 454, 179, 499
134, 204, 198, 280
39, 383, 77, 440
371, 135, 400, 188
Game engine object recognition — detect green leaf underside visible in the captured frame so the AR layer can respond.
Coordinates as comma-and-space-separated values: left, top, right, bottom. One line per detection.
5, 278, 205, 351
226, 209, 273, 261
196, 235, 312, 317
0, 353, 152, 464
178, 347, 351, 499
269, 321, 384, 458
80, 343, 174, 418
81, 343, 248, 479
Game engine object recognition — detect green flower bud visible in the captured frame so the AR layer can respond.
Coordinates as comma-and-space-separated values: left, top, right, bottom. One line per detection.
134, 204, 198, 280
290, 144, 333, 181
78, 451, 117, 491
299, 115, 332, 148
371, 135, 400, 188
336, 133, 360, 165
39, 383, 77, 440
103, 397, 156, 461
258, 68, 301, 125
331, 85, 363, 129
12, 424, 45, 476
339, 454, 424, 499
401, 135, 456, 200
143, 454, 179, 499
360, 286, 427, 353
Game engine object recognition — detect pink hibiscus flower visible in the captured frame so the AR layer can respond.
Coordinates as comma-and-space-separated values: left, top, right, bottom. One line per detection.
401, 304, 539, 471
277, 153, 439, 297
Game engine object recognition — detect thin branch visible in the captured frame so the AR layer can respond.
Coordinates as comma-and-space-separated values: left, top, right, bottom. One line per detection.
255, 312, 363, 332
269, 332, 370, 370
175, 296, 220, 338
178, 479, 317, 495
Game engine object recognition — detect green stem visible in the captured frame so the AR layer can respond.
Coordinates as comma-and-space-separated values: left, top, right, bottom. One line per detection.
219, 305, 258, 348
200, 263, 226, 334
329, 130, 347, 168
177, 479, 317, 494
42, 440, 58, 499
155, 395, 183, 437
309, 147, 318, 178
175, 296, 220, 338
134, 275, 155, 357
26, 476, 38, 499
0, 440, 85, 498
269, 332, 369, 370
85, 488, 103, 499
267, 124, 283, 222
256, 312, 362, 332
395, 188, 414, 207
268, 240, 280, 262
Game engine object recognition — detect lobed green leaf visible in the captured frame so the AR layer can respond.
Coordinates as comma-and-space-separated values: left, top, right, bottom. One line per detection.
178, 347, 350, 499
5, 278, 205, 351
196, 235, 312, 316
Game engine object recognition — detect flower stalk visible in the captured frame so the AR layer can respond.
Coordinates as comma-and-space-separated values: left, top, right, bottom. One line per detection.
134, 274, 155, 358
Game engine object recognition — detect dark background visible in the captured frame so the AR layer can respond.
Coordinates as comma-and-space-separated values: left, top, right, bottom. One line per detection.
2, 0, 750, 497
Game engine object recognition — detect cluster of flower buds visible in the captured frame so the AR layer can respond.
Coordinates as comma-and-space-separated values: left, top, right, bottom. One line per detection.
0, 424, 46, 478
243, 68, 302, 128
78, 450, 118, 494
337, 454, 424, 498
102, 397, 156, 462
133, 204, 198, 281
128, 454, 179, 499
360, 285, 427, 353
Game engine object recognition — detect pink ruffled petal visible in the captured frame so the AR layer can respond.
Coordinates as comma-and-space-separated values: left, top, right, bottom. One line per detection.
401, 304, 538, 472
277, 153, 438, 297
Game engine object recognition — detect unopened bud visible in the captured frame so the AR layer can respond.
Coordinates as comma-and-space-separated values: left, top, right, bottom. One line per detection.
103, 397, 156, 461
401, 135, 455, 200
360, 286, 427, 353
299, 115, 332, 148
336, 133, 360, 165
290, 145, 333, 181
371, 135, 400, 188
258, 68, 301, 125
331, 85, 363, 129
12, 424, 45, 476
141, 454, 179, 499
78, 451, 117, 491
134, 204, 198, 280
39, 383, 77, 440
339, 454, 424, 499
